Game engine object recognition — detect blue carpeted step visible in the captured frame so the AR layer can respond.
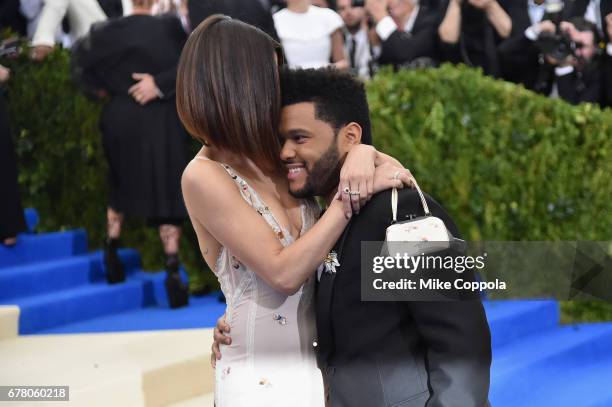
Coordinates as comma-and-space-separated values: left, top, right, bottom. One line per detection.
0, 249, 141, 301
24, 208, 39, 233
15, 279, 146, 334
490, 323, 612, 406
0, 229, 88, 268
484, 300, 559, 349
37, 293, 226, 334
130, 268, 190, 309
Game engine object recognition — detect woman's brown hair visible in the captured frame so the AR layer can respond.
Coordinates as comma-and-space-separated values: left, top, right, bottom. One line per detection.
176, 15, 284, 172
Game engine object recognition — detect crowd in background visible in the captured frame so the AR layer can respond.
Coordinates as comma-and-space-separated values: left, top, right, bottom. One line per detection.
2, 0, 611, 106
0, 0, 611, 276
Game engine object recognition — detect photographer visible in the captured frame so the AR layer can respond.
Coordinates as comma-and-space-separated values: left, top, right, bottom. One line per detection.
438, 0, 513, 77
534, 17, 603, 104
498, 0, 570, 93
366, 0, 441, 69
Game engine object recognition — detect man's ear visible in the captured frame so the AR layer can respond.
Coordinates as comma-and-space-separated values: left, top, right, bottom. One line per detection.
339, 122, 363, 146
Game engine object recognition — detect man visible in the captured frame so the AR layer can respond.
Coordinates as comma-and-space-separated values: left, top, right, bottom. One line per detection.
366, 0, 441, 68
214, 68, 492, 407
523, 17, 603, 105
187, 0, 278, 39
565, 0, 612, 106
337, 0, 376, 78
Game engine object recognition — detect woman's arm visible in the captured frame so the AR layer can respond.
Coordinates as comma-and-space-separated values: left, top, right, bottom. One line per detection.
182, 160, 350, 296
438, 0, 462, 44
482, 0, 512, 39
331, 29, 349, 70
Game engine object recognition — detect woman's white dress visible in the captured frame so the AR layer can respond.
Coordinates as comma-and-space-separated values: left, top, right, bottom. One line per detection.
205, 160, 325, 407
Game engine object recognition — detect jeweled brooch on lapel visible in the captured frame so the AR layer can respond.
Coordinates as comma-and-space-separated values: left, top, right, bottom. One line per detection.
323, 251, 340, 274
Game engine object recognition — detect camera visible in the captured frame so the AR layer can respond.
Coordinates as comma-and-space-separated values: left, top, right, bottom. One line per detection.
352, 0, 365, 7
536, 31, 579, 61
0, 38, 19, 59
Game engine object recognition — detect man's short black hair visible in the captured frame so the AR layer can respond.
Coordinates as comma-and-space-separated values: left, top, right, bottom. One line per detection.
280, 67, 373, 145
569, 17, 601, 45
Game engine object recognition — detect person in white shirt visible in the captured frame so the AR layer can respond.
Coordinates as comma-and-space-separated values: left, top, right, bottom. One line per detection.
337, 0, 377, 78
273, 0, 348, 69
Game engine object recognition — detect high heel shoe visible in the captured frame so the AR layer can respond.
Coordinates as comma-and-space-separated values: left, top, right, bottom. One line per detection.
104, 238, 125, 284
164, 254, 189, 309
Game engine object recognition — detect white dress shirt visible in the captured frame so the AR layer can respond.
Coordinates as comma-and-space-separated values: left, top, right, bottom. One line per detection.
375, 5, 420, 42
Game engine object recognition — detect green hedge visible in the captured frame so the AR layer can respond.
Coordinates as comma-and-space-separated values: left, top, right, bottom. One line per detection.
367, 65, 612, 322
4, 50, 611, 320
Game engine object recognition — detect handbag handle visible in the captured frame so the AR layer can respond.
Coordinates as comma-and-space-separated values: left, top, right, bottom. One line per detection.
391, 178, 430, 223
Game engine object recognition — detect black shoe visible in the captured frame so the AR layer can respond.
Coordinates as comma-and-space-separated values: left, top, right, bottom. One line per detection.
104, 238, 125, 284
164, 254, 189, 309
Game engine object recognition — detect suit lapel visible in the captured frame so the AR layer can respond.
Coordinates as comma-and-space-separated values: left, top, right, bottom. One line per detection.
315, 222, 353, 364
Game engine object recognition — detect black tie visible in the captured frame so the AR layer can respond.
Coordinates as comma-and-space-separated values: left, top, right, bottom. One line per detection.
349, 37, 357, 69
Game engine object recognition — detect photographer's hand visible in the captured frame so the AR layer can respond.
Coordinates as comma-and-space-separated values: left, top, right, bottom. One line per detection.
0, 65, 10, 83
128, 73, 162, 105
30, 45, 53, 62
365, 0, 389, 24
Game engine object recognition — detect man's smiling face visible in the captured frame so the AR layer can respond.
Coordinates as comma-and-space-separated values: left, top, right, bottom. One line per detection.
279, 102, 343, 199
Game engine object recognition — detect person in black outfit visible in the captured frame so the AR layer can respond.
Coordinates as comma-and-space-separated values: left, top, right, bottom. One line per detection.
213, 68, 492, 407
565, 0, 612, 106
0, 64, 27, 246
72, 0, 190, 307
438, 0, 513, 77
366, 0, 443, 69
187, 0, 279, 39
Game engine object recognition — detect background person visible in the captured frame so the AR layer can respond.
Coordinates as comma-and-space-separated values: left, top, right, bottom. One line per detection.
273, 0, 349, 69
71, 0, 190, 307
438, 0, 513, 77
337, 0, 377, 78
366, 0, 442, 68
187, 0, 279, 39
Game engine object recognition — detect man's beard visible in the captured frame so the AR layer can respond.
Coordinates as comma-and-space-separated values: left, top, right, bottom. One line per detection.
290, 143, 342, 199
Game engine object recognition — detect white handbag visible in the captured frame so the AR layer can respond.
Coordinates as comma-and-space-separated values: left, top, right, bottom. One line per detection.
384, 180, 458, 257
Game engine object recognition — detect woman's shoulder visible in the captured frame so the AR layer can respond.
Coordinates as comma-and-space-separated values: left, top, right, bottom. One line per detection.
310, 6, 343, 30
182, 157, 238, 201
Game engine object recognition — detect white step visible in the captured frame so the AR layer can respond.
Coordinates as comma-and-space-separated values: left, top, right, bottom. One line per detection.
0, 328, 215, 407
0, 305, 19, 340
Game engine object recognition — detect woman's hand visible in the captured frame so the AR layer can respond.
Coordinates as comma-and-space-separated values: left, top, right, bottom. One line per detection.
338, 145, 377, 215
373, 162, 415, 195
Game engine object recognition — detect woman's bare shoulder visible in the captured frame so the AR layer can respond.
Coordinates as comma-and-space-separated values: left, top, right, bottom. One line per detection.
181, 158, 239, 203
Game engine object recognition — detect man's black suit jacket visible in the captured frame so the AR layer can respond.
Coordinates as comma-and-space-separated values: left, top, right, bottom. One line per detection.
315, 188, 492, 407
187, 0, 279, 40
377, 5, 442, 68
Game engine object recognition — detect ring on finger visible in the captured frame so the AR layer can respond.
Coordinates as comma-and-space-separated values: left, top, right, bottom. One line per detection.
343, 187, 350, 194
349, 191, 360, 196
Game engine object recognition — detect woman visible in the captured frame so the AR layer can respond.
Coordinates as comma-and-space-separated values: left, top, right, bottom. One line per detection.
273, 0, 348, 69
438, 0, 513, 77
178, 16, 411, 406
72, 0, 190, 307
